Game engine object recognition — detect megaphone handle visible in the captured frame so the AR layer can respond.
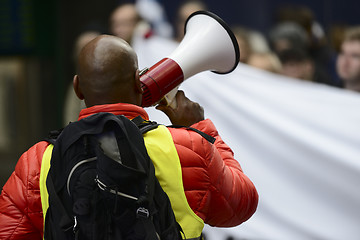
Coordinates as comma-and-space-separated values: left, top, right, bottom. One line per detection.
162, 87, 179, 109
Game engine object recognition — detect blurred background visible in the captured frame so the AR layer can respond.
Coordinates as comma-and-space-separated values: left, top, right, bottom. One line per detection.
1, 0, 360, 215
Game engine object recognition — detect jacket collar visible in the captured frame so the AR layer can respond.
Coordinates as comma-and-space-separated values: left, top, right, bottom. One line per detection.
78, 103, 149, 121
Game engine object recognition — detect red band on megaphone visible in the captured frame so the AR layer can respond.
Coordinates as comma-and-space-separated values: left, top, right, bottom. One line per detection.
141, 58, 184, 107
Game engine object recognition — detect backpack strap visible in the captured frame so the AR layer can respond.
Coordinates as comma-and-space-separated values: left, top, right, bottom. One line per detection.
45, 173, 75, 238
131, 116, 160, 134
132, 144, 159, 239
44, 128, 64, 145
131, 115, 146, 126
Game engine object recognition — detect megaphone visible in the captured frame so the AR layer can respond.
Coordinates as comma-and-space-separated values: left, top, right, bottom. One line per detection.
140, 10, 240, 107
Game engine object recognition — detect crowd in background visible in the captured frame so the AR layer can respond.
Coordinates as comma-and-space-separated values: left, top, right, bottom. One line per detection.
64, 0, 360, 123
171, 0, 360, 90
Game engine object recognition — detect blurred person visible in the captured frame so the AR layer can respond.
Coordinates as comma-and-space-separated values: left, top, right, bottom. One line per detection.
275, 5, 314, 39
247, 30, 271, 54
274, 4, 327, 55
109, 3, 147, 44
64, 30, 101, 124
248, 52, 282, 73
269, 21, 309, 54
274, 5, 328, 56
231, 24, 276, 73
0, 35, 258, 239
72, 31, 101, 63
109, 1, 174, 44
278, 48, 315, 81
108, 2, 177, 70
272, 5, 338, 87
328, 24, 348, 53
136, 0, 173, 38
232, 26, 253, 63
336, 26, 360, 92
174, 0, 207, 42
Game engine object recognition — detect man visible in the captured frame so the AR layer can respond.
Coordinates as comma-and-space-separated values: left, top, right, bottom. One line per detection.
336, 26, 360, 92
0, 35, 258, 239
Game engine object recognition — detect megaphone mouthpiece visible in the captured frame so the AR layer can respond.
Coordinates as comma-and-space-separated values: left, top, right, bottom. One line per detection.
140, 58, 183, 107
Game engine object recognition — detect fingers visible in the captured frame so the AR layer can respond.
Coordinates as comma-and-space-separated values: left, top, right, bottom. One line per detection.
175, 90, 186, 103
156, 90, 185, 112
155, 90, 204, 126
156, 101, 176, 118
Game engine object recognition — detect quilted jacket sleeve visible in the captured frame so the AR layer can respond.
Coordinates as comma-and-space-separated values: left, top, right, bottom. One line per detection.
169, 119, 258, 227
0, 141, 49, 239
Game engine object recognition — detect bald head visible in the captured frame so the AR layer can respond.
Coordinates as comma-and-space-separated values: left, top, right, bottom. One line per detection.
74, 35, 142, 107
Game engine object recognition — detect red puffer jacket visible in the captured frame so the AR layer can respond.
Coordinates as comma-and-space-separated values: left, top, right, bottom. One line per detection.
0, 141, 48, 239
0, 103, 258, 239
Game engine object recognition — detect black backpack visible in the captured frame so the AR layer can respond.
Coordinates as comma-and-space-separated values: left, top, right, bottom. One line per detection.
44, 112, 183, 240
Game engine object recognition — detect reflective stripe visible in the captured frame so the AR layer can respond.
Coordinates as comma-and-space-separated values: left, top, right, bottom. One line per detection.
143, 125, 204, 239
39, 144, 53, 231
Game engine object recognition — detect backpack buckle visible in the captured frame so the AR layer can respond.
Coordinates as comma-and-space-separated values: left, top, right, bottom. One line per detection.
136, 207, 149, 218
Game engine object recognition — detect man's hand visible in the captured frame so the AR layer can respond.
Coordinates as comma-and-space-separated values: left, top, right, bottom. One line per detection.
156, 90, 204, 126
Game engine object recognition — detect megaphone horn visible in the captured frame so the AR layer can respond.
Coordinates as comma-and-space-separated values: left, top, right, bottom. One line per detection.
140, 10, 240, 107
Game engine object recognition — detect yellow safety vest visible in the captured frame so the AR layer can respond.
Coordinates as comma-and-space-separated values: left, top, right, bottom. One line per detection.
39, 125, 204, 239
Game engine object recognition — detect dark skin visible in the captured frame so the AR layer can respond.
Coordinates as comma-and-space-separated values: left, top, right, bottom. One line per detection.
73, 35, 204, 126
156, 91, 204, 126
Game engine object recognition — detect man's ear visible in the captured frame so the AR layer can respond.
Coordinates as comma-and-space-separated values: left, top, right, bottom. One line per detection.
73, 75, 84, 100
134, 70, 143, 94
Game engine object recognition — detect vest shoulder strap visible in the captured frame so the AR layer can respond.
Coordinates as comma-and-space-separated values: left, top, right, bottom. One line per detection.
167, 125, 216, 144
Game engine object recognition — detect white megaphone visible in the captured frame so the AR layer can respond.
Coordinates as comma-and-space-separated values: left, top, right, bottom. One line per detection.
140, 10, 240, 108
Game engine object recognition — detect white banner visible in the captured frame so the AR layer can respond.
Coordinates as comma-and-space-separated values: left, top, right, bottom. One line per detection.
136, 37, 360, 240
